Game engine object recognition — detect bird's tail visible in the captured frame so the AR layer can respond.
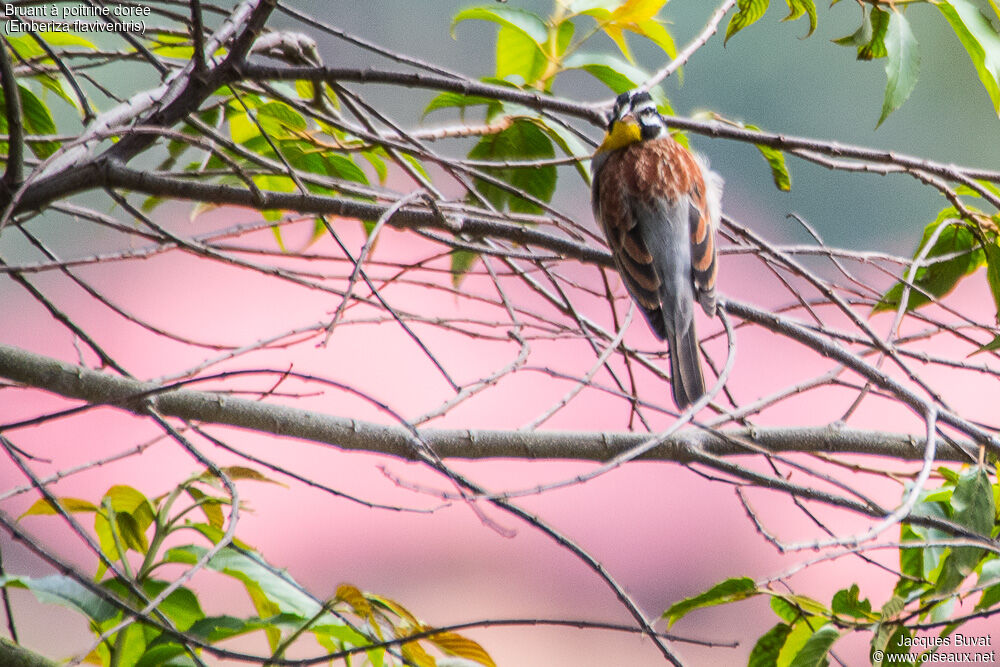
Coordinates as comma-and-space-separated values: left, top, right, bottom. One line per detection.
668, 318, 706, 409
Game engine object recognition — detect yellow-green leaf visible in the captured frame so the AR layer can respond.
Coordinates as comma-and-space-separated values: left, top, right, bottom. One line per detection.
424, 627, 497, 667
19, 497, 98, 518
663, 576, 758, 627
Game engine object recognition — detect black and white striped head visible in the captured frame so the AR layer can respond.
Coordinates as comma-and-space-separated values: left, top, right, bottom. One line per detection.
605, 90, 667, 144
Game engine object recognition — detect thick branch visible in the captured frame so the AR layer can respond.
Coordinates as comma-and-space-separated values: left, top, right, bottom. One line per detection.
11, 162, 611, 266
0, 37, 24, 189
0, 343, 972, 463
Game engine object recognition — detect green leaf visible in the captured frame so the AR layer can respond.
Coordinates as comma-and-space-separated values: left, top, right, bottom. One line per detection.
904, 497, 952, 585
771, 595, 802, 623
35, 31, 99, 50
788, 624, 839, 667
496, 24, 547, 85
103, 578, 205, 632
936, 468, 996, 592
831, 584, 875, 620
563, 52, 650, 93
556, 19, 575, 56
0, 574, 116, 623
725, 0, 770, 45
872, 625, 910, 666
164, 545, 323, 617
745, 123, 791, 191
983, 238, 1000, 318
782, 0, 817, 38
934, 0, 1000, 116
17, 86, 59, 158
185, 487, 225, 530
878, 11, 920, 127
256, 101, 307, 135
662, 576, 757, 628
541, 120, 592, 183
749, 623, 793, 667
467, 118, 556, 214
858, 7, 890, 60
776, 619, 818, 667
19, 497, 99, 517
977, 556, 1000, 610
636, 19, 677, 58
452, 6, 549, 44
362, 148, 388, 183
423, 92, 493, 117
451, 248, 479, 287
873, 210, 985, 314
833, 6, 873, 47
425, 628, 497, 667
974, 333, 1000, 355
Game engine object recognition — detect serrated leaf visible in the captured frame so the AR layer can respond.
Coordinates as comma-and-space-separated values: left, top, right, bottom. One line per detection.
789, 624, 839, 667
725, 0, 770, 45
782, 0, 817, 38
935, 0, 1000, 116
858, 7, 890, 60
750, 622, 793, 667
878, 11, 920, 127
745, 123, 791, 191
873, 210, 985, 314
662, 576, 758, 627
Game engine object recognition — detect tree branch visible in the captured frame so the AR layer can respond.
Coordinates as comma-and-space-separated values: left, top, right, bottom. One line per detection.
0, 342, 973, 463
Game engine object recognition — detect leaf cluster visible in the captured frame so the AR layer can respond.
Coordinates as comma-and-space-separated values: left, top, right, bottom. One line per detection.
662, 467, 1000, 666
4, 471, 495, 667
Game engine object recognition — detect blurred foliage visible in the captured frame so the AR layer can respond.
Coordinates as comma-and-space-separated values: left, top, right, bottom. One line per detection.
663, 467, 1000, 667
5, 471, 495, 667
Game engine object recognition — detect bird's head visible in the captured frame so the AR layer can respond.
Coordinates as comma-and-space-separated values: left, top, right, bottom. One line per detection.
597, 90, 666, 153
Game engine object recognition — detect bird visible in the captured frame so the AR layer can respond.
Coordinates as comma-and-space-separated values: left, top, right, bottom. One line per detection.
591, 89, 721, 409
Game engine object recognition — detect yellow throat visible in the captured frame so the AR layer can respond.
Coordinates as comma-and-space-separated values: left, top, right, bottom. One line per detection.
597, 119, 642, 153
